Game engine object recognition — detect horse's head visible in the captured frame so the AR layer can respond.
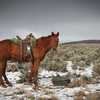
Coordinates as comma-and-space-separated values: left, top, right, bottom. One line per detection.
50, 32, 59, 50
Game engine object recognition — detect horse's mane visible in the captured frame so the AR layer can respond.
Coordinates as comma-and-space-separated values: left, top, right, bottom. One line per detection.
37, 35, 51, 47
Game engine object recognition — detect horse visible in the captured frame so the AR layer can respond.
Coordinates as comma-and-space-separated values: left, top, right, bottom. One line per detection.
0, 32, 59, 87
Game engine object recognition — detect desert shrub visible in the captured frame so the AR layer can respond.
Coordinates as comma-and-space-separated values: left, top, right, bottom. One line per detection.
42, 61, 53, 71
83, 55, 90, 66
71, 64, 77, 70
40, 55, 68, 72
40, 57, 50, 68
74, 91, 85, 100
81, 75, 89, 81
51, 95, 58, 100
17, 69, 34, 83
92, 72, 99, 77
86, 92, 100, 100
60, 55, 67, 61
54, 62, 67, 72
74, 96, 84, 100
14, 89, 25, 94
74, 48, 83, 55
65, 50, 75, 59
25, 93, 34, 99
88, 49, 100, 63
75, 91, 85, 97
67, 79, 82, 88
72, 55, 82, 62
80, 75, 97, 84
47, 59, 67, 72
93, 63, 100, 75
71, 55, 87, 67
70, 54, 76, 62
6, 64, 13, 72
56, 48, 69, 58
85, 61, 90, 66
54, 57, 67, 72
78, 61, 86, 67
67, 75, 96, 88
6, 62, 31, 72
94, 58, 100, 64
64, 44, 100, 67
60, 45, 67, 49
71, 61, 78, 70
18, 63, 31, 70
46, 49, 57, 61
44, 90, 53, 95
6, 63, 19, 72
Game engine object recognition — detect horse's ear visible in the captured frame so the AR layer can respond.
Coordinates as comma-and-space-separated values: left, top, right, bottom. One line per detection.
57, 32, 59, 36
51, 32, 55, 36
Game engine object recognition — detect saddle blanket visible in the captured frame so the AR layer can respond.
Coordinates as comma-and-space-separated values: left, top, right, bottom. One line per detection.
10, 38, 36, 46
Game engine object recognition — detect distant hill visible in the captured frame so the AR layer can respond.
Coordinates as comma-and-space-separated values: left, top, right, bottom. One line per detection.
60, 40, 100, 45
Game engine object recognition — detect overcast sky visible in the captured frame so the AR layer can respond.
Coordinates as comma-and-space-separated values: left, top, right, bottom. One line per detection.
0, 0, 100, 43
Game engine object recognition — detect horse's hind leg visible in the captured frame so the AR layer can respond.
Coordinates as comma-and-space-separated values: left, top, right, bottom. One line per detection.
0, 61, 7, 87
3, 61, 12, 87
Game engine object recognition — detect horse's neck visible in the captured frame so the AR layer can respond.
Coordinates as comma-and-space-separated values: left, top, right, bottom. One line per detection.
38, 36, 51, 53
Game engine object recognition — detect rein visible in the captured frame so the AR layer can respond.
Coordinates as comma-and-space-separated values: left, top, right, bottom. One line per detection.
35, 50, 55, 89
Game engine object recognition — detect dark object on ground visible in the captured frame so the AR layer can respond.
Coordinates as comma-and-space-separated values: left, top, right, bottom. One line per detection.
52, 76, 70, 86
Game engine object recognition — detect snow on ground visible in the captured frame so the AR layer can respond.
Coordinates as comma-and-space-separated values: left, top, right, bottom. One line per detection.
0, 61, 100, 100
67, 61, 93, 77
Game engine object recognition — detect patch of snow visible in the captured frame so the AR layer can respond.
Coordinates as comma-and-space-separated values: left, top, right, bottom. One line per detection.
0, 61, 99, 100
66, 61, 93, 77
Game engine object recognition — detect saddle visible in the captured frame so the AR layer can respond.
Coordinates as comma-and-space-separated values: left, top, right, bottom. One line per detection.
16, 33, 36, 63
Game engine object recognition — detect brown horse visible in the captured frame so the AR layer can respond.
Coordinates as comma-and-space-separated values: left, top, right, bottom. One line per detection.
0, 32, 59, 87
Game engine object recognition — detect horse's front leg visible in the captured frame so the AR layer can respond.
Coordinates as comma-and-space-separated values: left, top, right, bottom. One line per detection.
0, 61, 7, 87
28, 60, 40, 86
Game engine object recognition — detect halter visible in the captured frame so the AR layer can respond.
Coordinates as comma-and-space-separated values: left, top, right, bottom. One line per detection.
50, 40, 57, 50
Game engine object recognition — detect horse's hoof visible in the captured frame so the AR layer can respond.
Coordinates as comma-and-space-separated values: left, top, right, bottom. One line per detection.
8, 83, 12, 87
34, 82, 38, 86
33, 86, 37, 90
33, 85, 38, 90
2, 84, 7, 88
6, 82, 12, 87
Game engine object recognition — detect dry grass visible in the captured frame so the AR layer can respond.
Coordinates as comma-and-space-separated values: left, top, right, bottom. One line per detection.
39, 97, 48, 100
25, 93, 34, 99
51, 95, 58, 100
11, 96, 18, 99
73, 90, 85, 100
86, 92, 100, 100
93, 63, 100, 75
68, 74, 98, 88
39, 95, 58, 100
67, 78, 87, 88
14, 89, 26, 94
44, 90, 54, 95
74, 96, 84, 100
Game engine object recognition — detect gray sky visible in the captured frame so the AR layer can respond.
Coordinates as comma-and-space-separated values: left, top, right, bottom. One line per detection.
0, 0, 100, 43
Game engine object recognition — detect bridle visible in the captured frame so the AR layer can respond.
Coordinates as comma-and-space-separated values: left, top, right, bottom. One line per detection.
50, 39, 57, 50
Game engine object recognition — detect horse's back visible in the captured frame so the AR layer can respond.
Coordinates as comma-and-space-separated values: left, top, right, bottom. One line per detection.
0, 39, 12, 44
0, 39, 12, 49
0, 39, 12, 60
